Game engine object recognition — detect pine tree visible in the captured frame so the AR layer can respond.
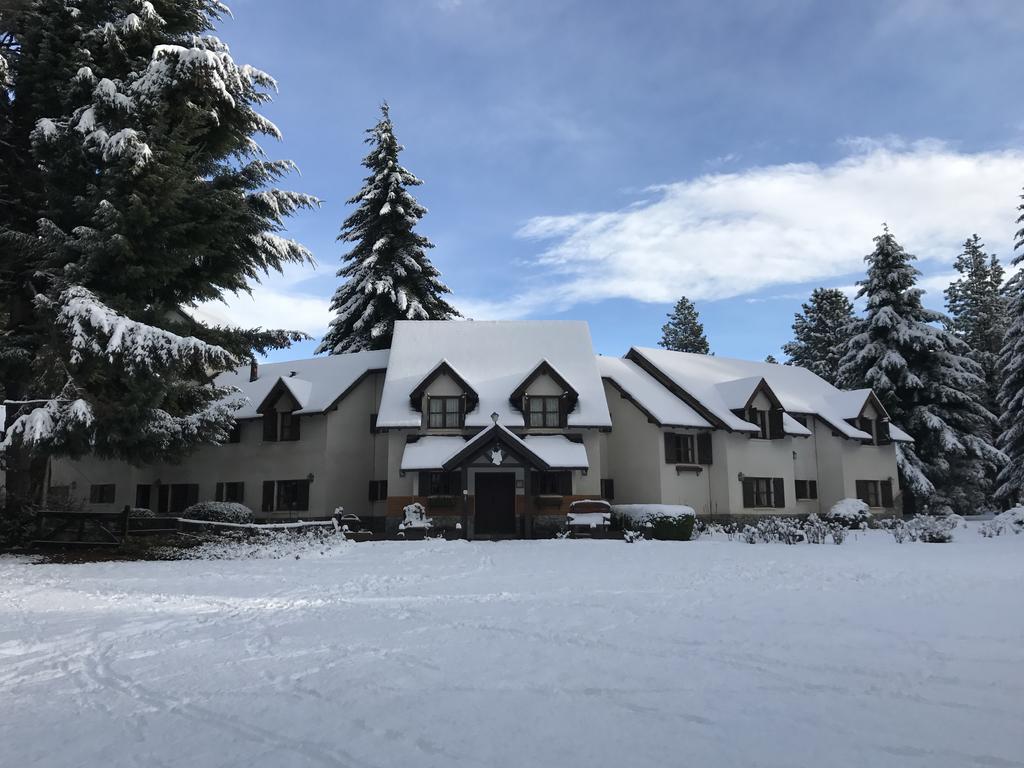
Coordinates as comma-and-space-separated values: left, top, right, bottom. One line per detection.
318, 103, 458, 354
659, 296, 710, 354
996, 190, 1024, 504
944, 234, 1007, 415
1, 0, 315, 515
782, 288, 855, 385
838, 226, 1003, 515
764, 354, 779, 364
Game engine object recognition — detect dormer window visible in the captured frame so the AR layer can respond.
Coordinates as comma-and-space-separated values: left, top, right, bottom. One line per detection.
747, 408, 770, 439
263, 410, 301, 442
427, 396, 463, 429
526, 396, 562, 428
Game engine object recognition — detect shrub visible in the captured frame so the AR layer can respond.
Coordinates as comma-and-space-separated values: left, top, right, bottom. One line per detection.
979, 507, 1024, 537
399, 502, 432, 530
181, 501, 255, 524
827, 498, 872, 528
803, 513, 830, 544
612, 505, 695, 541
131, 507, 156, 518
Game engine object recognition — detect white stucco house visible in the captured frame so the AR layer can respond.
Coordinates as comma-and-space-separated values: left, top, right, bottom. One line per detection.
48, 320, 911, 536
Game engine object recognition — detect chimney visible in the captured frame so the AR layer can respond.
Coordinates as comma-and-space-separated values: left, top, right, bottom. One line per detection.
249, 359, 258, 382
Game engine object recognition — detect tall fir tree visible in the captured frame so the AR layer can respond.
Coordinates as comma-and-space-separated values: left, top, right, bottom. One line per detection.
782, 288, 855, 385
944, 234, 1007, 415
838, 226, 1003, 515
0, 0, 315, 516
318, 103, 458, 354
659, 296, 710, 354
996, 190, 1024, 504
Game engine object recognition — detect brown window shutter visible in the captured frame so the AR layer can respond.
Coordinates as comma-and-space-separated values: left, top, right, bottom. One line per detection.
877, 420, 891, 445
297, 481, 310, 511
742, 478, 755, 508
419, 471, 431, 496
809, 480, 818, 500
215, 482, 224, 502
696, 433, 713, 465
664, 433, 679, 463
880, 479, 894, 508
855, 480, 868, 504
769, 409, 784, 439
263, 411, 277, 441
262, 481, 275, 512
772, 478, 786, 508
292, 414, 301, 441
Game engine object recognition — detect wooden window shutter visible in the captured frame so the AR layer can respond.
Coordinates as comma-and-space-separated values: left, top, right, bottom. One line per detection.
696, 433, 713, 465
559, 471, 572, 495
795, 480, 806, 499
601, 478, 615, 500
419, 471, 431, 496
297, 480, 310, 511
855, 480, 869, 504
263, 411, 277, 441
262, 481, 275, 512
215, 482, 224, 502
158, 485, 169, 515
368, 481, 376, 502
880, 479, 894, 508
135, 485, 150, 509
772, 478, 786, 508
877, 420, 891, 445
769, 409, 784, 439
664, 433, 678, 463
742, 478, 755, 508
292, 414, 301, 441
187, 484, 199, 506
530, 470, 540, 493
809, 480, 818, 500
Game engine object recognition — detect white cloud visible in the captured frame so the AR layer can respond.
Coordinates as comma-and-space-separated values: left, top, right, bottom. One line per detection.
197, 267, 332, 336
497, 140, 1024, 314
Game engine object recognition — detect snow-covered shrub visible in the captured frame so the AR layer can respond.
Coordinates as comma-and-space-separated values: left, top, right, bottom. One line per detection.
399, 502, 432, 531
741, 525, 758, 544
181, 501, 255, 524
803, 513, 830, 544
979, 507, 1024, 537
612, 504, 695, 541
623, 529, 645, 543
905, 515, 956, 543
827, 498, 872, 528
130, 507, 156, 517
888, 520, 909, 543
830, 525, 847, 545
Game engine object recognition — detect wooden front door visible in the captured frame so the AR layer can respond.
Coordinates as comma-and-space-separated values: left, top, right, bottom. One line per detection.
474, 472, 517, 535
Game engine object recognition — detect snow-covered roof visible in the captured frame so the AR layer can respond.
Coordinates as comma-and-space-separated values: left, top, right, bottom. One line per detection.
218, 349, 390, 419
378, 321, 612, 428
627, 348, 906, 441
597, 357, 711, 428
399, 426, 589, 471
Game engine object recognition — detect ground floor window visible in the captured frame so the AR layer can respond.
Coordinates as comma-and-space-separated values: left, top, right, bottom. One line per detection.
531, 470, 572, 495
856, 479, 893, 508
135, 484, 151, 509
742, 476, 785, 508
215, 482, 245, 503
419, 471, 460, 496
262, 479, 310, 513
89, 484, 115, 504
160, 484, 199, 515
795, 479, 818, 500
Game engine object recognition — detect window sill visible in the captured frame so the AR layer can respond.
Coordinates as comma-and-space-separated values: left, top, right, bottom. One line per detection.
673, 464, 703, 475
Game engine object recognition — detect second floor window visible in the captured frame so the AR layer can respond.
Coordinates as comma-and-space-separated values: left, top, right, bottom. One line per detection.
664, 433, 695, 464
526, 396, 561, 428
747, 408, 770, 439
428, 397, 462, 429
263, 410, 301, 442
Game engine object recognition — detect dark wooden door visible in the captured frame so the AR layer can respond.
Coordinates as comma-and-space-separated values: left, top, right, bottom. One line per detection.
475, 473, 516, 535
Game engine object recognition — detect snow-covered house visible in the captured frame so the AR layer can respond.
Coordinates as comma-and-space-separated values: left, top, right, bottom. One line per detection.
600, 348, 910, 519
49, 320, 909, 533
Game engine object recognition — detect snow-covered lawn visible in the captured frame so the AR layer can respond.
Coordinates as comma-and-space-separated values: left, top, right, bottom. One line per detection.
1, 527, 1022, 768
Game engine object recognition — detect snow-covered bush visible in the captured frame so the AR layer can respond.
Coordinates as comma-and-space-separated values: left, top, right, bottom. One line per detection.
979, 507, 1024, 537
827, 498, 872, 528
623, 529, 645, 543
181, 502, 255, 524
830, 525, 848, 545
399, 502, 432, 530
130, 507, 156, 517
612, 504, 696, 541
803, 513, 830, 544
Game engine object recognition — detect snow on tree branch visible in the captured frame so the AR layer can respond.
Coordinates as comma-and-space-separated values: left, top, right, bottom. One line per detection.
1, 399, 94, 450
46, 287, 236, 373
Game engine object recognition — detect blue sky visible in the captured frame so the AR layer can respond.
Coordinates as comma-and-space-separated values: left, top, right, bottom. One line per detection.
207, 0, 1024, 361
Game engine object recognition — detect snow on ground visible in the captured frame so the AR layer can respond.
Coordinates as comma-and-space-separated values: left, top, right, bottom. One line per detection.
1, 526, 1022, 768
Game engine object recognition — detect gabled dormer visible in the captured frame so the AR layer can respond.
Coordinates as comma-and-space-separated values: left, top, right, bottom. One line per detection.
844, 391, 892, 446
723, 377, 786, 440
509, 360, 579, 430
256, 374, 311, 442
409, 360, 479, 431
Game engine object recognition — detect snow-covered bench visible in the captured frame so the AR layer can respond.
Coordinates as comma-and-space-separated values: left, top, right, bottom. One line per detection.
567, 499, 612, 537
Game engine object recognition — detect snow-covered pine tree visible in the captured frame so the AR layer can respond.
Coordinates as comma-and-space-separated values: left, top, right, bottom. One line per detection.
838, 226, 1003, 515
996, 190, 1024, 504
764, 354, 779, 364
659, 296, 710, 354
782, 288, 855, 385
944, 235, 1007, 415
318, 103, 458, 354
0, 0, 315, 514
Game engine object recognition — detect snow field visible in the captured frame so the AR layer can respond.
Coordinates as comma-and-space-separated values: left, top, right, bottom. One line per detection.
1, 525, 1022, 768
